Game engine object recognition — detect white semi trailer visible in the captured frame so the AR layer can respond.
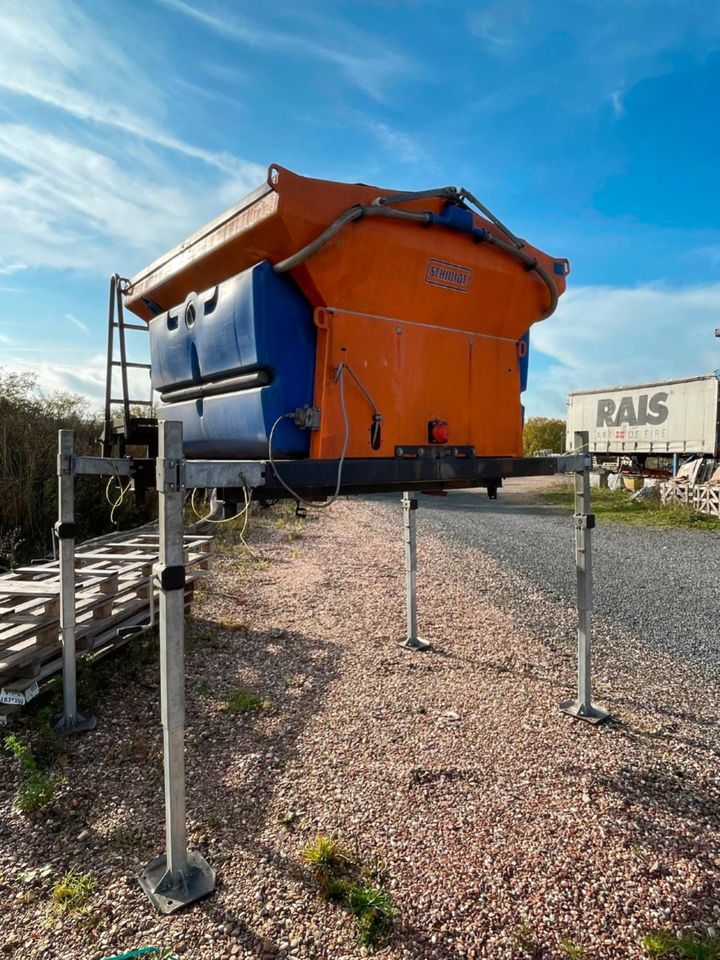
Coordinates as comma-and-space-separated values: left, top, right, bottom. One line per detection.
566, 373, 720, 457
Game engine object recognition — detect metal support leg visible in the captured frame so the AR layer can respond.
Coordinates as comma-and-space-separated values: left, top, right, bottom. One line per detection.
561, 431, 608, 724
54, 430, 95, 733
139, 420, 215, 913
399, 492, 430, 651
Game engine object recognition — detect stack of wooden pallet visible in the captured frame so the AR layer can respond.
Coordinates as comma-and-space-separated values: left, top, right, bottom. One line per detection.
0, 526, 212, 723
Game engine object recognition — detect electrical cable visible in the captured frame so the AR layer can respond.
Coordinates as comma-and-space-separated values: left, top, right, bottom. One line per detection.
268, 362, 350, 508
191, 485, 256, 556
105, 472, 132, 527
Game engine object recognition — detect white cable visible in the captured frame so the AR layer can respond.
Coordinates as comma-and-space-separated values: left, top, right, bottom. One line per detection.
268, 362, 350, 509
105, 474, 132, 526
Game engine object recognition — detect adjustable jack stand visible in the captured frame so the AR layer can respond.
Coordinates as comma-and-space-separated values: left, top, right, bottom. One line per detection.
399, 491, 430, 651
560, 431, 609, 725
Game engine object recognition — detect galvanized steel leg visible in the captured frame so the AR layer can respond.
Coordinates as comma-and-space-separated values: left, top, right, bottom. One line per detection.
561, 431, 608, 724
139, 420, 215, 914
54, 430, 95, 733
399, 491, 430, 651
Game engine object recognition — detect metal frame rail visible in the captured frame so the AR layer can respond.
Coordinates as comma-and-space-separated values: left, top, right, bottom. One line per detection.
55, 424, 606, 915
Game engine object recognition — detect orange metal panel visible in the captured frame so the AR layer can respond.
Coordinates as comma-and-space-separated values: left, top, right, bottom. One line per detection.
310, 308, 524, 458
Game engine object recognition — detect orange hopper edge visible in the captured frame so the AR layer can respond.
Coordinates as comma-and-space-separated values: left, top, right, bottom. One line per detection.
125, 164, 568, 460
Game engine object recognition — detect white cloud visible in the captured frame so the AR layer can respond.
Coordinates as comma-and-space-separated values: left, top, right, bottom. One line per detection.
0, 0, 250, 174
0, 258, 26, 276
0, 351, 151, 413
366, 122, 427, 164
157, 0, 412, 100
0, 123, 263, 272
66, 314, 89, 336
610, 89, 625, 117
525, 282, 720, 416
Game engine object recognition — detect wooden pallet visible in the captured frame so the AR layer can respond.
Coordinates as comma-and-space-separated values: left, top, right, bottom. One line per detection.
0, 525, 212, 721
693, 483, 720, 517
660, 481, 691, 506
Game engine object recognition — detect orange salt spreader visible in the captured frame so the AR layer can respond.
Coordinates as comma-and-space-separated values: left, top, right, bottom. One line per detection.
121, 164, 568, 496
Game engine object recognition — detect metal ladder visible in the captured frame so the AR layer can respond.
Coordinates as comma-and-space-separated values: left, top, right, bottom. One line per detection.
102, 274, 156, 457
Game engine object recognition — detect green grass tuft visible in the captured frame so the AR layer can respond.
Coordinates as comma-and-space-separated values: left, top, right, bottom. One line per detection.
560, 939, 586, 959
641, 929, 720, 959
347, 882, 395, 948
224, 687, 268, 714
52, 869, 95, 914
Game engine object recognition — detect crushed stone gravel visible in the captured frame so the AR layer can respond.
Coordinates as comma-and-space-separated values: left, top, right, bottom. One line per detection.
1, 492, 718, 960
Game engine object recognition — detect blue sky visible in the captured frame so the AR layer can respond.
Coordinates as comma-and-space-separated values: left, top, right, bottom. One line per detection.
0, 0, 719, 416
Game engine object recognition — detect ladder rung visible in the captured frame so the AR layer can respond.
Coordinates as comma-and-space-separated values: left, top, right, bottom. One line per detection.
111, 361, 152, 369
113, 322, 148, 331
109, 399, 153, 406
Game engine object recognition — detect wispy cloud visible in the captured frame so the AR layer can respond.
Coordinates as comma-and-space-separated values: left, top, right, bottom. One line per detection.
66, 314, 89, 335
0, 0, 254, 175
0, 123, 263, 273
366, 122, 427, 164
0, 258, 26, 276
0, 333, 14, 345
525, 282, 720, 416
157, 0, 413, 100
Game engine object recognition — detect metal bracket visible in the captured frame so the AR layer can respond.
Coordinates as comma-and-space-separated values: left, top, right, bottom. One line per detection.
54, 521, 77, 540
57, 452, 76, 476
574, 513, 596, 530
153, 563, 186, 592
160, 458, 185, 493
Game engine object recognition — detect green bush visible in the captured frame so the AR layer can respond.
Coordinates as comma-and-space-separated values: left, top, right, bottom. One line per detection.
0, 369, 152, 565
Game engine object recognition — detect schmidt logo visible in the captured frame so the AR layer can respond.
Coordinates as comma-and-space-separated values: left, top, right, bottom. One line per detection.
425, 258, 472, 292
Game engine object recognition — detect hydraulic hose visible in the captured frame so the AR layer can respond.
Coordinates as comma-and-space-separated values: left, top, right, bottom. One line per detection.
272, 187, 560, 319
273, 204, 430, 274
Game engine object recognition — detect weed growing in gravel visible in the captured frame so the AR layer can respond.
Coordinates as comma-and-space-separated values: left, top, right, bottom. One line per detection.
511, 919, 539, 956
642, 929, 720, 959
560, 939, 586, 959
302, 835, 354, 875
4, 734, 58, 813
347, 882, 395, 948
224, 687, 268, 713
52, 869, 95, 914
195, 679, 211, 698
279, 810, 299, 828
302, 836, 395, 948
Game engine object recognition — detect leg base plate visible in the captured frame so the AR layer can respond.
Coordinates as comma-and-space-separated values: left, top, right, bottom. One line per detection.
560, 699, 610, 725
138, 851, 216, 914
53, 710, 97, 734
398, 636, 431, 652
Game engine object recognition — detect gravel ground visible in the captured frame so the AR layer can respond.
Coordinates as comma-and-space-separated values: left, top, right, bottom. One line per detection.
1, 494, 719, 960
408, 479, 720, 675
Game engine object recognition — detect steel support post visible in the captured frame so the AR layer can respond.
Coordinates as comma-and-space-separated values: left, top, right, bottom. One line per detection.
139, 420, 215, 913
54, 431, 95, 733
561, 431, 608, 724
399, 491, 430, 651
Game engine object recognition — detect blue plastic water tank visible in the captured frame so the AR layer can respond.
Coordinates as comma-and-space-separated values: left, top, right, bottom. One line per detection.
149, 261, 316, 458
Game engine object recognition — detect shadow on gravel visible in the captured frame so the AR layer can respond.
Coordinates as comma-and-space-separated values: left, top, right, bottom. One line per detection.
0, 614, 345, 959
